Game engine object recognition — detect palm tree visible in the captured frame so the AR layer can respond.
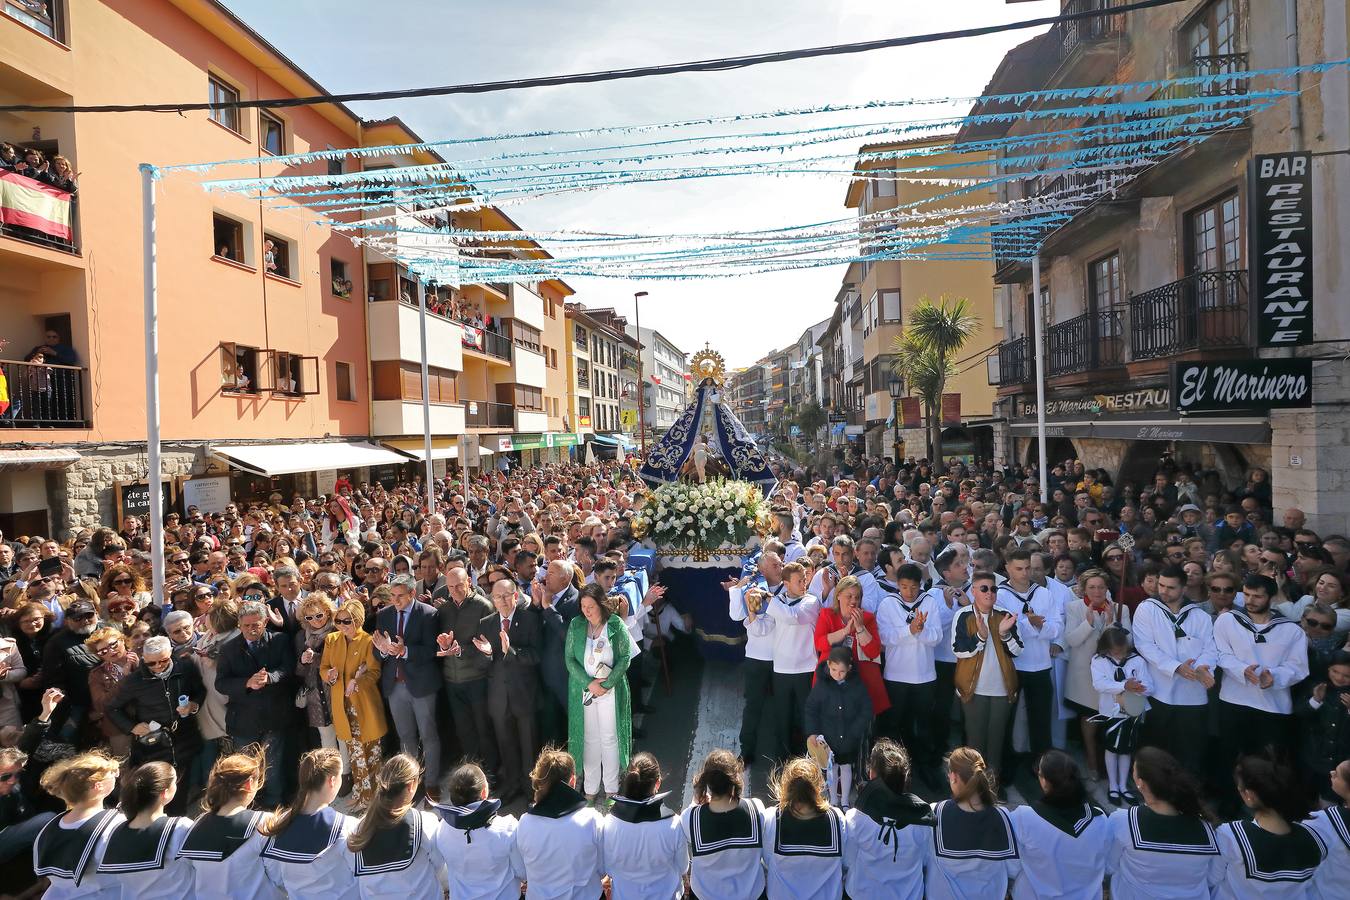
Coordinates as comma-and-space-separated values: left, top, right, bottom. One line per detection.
891, 297, 980, 465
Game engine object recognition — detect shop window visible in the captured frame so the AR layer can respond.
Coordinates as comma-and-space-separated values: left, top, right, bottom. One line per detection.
208, 75, 241, 133
260, 112, 285, 156
330, 258, 352, 298
336, 362, 355, 401
213, 214, 245, 263
263, 233, 293, 279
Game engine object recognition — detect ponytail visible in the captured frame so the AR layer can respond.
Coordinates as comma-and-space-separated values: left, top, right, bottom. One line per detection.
120, 762, 175, 820
39, 751, 119, 808
1035, 749, 1086, 806
771, 757, 828, 816
262, 748, 341, 836
1234, 754, 1309, 824
348, 754, 420, 852
868, 738, 911, 795
1133, 747, 1211, 822
692, 749, 743, 805
619, 752, 661, 801
946, 746, 997, 808
447, 763, 488, 807
529, 747, 575, 806
204, 746, 266, 814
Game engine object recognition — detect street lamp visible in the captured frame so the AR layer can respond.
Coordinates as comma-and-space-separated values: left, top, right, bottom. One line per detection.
634, 291, 648, 457
887, 375, 904, 465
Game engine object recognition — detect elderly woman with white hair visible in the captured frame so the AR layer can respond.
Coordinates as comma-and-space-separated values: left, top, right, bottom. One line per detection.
163, 610, 197, 660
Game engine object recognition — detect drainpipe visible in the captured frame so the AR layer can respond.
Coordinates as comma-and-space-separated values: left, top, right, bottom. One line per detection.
1286, 0, 1302, 145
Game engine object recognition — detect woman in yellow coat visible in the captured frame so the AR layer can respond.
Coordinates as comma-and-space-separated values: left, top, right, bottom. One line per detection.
319, 598, 385, 811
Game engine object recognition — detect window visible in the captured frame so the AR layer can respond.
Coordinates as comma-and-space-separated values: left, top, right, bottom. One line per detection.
213, 214, 244, 263
219, 342, 259, 394
513, 386, 543, 410
266, 351, 319, 396
511, 321, 542, 354
575, 325, 588, 350
326, 149, 344, 178
578, 397, 591, 417
592, 335, 602, 359
330, 259, 352, 298
1185, 0, 1241, 59
577, 359, 590, 388
260, 112, 285, 156
880, 290, 901, 323
371, 362, 455, 403
335, 362, 355, 401
1089, 252, 1123, 307
1188, 193, 1242, 274
5, 0, 63, 40
263, 233, 292, 279
208, 76, 241, 133
874, 177, 896, 199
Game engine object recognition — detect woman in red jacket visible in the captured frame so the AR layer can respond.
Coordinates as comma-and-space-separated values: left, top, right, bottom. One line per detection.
813, 575, 890, 715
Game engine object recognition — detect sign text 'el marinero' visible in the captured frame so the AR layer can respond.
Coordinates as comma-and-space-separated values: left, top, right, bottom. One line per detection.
1250, 152, 1313, 347
1172, 359, 1313, 413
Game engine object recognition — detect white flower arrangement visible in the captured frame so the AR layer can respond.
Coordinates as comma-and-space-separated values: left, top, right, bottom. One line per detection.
633, 478, 770, 551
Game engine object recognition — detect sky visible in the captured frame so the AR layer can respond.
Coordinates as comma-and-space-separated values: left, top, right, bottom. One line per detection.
220, 0, 1058, 367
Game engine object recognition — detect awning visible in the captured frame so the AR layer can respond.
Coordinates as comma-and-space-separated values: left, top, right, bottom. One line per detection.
0, 447, 81, 469
211, 441, 410, 476
590, 433, 638, 450
382, 438, 459, 462
1008, 417, 1270, 444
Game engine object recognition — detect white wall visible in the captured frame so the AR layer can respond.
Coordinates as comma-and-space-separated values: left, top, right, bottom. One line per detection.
512, 347, 546, 388
367, 302, 464, 371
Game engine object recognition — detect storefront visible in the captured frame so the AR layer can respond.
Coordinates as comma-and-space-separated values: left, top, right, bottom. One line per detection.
0, 448, 80, 537
495, 432, 579, 466
211, 440, 413, 504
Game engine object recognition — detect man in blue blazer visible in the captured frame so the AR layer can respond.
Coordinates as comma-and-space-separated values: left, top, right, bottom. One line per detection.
372, 574, 444, 800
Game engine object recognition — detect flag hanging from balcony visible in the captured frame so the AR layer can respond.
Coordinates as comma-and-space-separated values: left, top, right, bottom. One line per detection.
0, 369, 9, 417
0, 171, 73, 241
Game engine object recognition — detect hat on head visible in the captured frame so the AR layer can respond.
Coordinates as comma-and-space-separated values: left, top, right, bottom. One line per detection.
1177, 503, 1201, 515
66, 599, 96, 617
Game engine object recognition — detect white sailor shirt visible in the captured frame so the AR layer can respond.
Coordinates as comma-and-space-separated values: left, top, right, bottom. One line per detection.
1132, 599, 1218, 707
318, 808, 447, 900
431, 798, 523, 900
511, 785, 605, 900
600, 792, 688, 900
1089, 653, 1153, 719
925, 799, 1018, 900
1105, 806, 1222, 900
178, 810, 283, 900
680, 799, 767, 900
842, 782, 933, 900
760, 805, 846, 900
921, 581, 969, 664
1305, 805, 1350, 900
876, 589, 943, 684
259, 806, 357, 900
996, 583, 1063, 673
33, 808, 124, 900
765, 591, 820, 675
731, 577, 781, 662
96, 815, 194, 900
1213, 611, 1308, 715
1008, 801, 1111, 900
1213, 818, 1326, 900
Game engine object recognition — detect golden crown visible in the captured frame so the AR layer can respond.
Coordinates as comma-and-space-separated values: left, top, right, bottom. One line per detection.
689, 347, 726, 385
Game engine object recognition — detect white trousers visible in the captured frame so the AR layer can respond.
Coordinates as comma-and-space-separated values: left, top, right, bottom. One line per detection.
316, 724, 351, 773
582, 689, 620, 795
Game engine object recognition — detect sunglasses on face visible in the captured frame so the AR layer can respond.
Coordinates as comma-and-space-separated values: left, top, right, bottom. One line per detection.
1104, 555, 1124, 562
1211, 586, 1237, 594
334, 617, 355, 626
144, 657, 172, 669
302, 613, 327, 622
1304, 619, 1335, 631
974, 585, 994, 593
95, 644, 122, 656
112, 578, 134, 586
241, 593, 266, 603
68, 612, 95, 621
109, 603, 135, 613
0, 771, 17, 783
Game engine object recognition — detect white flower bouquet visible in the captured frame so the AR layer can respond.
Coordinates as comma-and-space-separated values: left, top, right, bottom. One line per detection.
633, 478, 770, 552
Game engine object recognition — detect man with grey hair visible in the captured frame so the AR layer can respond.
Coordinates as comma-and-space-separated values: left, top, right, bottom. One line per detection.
269, 564, 306, 636
215, 599, 294, 806
372, 574, 444, 801
163, 610, 197, 659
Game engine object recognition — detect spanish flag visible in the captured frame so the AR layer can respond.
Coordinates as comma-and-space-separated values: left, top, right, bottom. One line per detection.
0, 368, 9, 417
0, 171, 72, 240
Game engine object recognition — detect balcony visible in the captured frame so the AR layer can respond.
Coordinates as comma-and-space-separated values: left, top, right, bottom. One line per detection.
0, 359, 87, 427
464, 399, 513, 429
1054, 0, 1126, 65
576, 371, 591, 390
367, 300, 464, 371
462, 328, 512, 363
1130, 270, 1249, 361
371, 399, 465, 437
1046, 309, 1125, 376
996, 336, 1029, 387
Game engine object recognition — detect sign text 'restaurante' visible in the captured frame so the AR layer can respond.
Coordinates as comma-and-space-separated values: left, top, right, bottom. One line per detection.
1250, 152, 1313, 347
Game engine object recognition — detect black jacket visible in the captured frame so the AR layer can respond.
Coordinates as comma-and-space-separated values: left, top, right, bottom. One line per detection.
479, 601, 541, 711
436, 592, 493, 683
803, 662, 872, 758
536, 584, 580, 708
105, 657, 207, 754
39, 628, 98, 708
214, 631, 294, 737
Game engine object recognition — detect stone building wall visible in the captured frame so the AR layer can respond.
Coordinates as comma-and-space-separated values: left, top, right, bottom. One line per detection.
52, 443, 212, 536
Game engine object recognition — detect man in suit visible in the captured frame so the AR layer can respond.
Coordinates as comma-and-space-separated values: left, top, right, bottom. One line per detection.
267, 565, 306, 636
435, 566, 496, 780
215, 600, 294, 806
475, 578, 541, 803
532, 560, 581, 746
372, 574, 444, 800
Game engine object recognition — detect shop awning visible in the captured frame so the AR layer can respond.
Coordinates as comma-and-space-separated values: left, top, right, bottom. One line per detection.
0, 448, 81, 469
1008, 417, 1270, 444
381, 438, 459, 462
211, 441, 409, 476
590, 433, 638, 450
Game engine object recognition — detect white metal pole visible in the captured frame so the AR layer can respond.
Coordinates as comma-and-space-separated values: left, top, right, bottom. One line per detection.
1031, 253, 1049, 505
140, 165, 166, 606
418, 288, 435, 516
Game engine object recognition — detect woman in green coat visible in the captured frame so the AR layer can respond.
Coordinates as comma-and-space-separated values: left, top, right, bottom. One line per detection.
565, 583, 633, 802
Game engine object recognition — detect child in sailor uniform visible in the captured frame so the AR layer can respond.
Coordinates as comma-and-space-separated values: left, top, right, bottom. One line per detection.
760, 756, 847, 900
178, 750, 281, 900
32, 751, 123, 900
258, 748, 357, 899
925, 747, 1018, 900
1089, 627, 1152, 806
1006, 749, 1110, 900
95, 761, 194, 900
680, 749, 767, 900
431, 762, 524, 900
842, 739, 933, 900
1305, 760, 1350, 900
510, 747, 605, 900
1213, 755, 1326, 900
599, 752, 689, 900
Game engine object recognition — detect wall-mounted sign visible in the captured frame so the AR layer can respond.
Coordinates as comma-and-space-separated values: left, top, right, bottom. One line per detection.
1250, 152, 1313, 346
900, 397, 922, 429
180, 476, 231, 514
1172, 358, 1312, 412
940, 393, 961, 428
1020, 387, 1169, 418
497, 437, 515, 453
114, 479, 176, 531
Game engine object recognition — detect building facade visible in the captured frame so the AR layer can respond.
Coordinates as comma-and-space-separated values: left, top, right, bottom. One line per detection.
632, 326, 689, 435
977, 0, 1350, 533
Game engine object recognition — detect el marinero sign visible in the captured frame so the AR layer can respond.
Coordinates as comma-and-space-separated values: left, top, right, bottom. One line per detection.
1172, 358, 1313, 413
1249, 152, 1313, 347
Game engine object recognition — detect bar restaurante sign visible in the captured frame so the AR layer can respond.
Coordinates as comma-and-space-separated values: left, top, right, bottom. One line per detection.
1172, 359, 1312, 413
1250, 152, 1313, 347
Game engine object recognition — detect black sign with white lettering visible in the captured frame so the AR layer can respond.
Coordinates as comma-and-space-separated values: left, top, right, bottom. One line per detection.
1171, 359, 1312, 413
1250, 152, 1313, 346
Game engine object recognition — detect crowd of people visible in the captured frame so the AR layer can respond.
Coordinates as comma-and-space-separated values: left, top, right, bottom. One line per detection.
0, 449, 1344, 897
0, 143, 78, 195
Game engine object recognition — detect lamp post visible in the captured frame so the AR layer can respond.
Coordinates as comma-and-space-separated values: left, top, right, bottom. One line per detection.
887, 375, 904, 466
634, 291, 648, 457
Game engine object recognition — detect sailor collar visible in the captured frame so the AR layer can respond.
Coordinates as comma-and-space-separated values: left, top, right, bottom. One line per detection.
1028, 800, 1105, 838
875, 578, 901, 595
261, 807, 348, 864
689, 799, 763, 856
854, 781, 934, 862
1228, 819, 1326, 883
178, 809, 263, 862
609, 791, 676, 824
933, 800, 1018, 860
354, 808, 422, 876
525, 782, 587, 819
1319, 805, 1350, 850
999, 583, 1041, 607
432, 797, 501, 836
1231, 610, 1297, 644
98, 815, 186, 874
1147, 599, 1203, 639
1126, 806, 1219, 855
773, 807, 843, 857
34, 808, 122, 885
